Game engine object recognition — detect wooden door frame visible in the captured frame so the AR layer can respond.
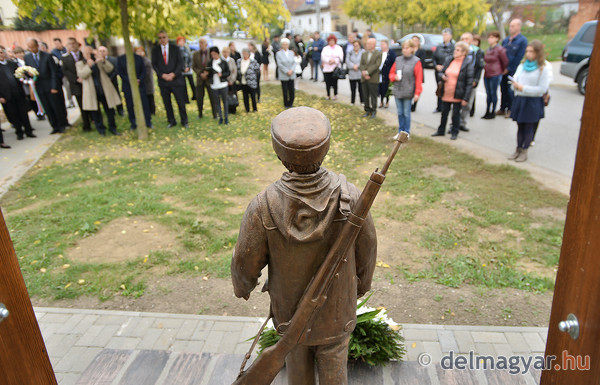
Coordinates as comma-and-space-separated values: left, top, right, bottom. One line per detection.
541, 18, 600, 384
0, 210, 57, 384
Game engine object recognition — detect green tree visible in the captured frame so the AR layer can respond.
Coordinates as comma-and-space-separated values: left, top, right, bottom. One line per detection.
344, 0, 488, 33
404, 0, 488, 33
13, 6, 65, 31
342, 0, 384, 28
13, 0, 289, 139
489, 0, 512, 39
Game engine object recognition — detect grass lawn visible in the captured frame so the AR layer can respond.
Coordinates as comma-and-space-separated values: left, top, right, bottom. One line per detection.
526, 32, 568, 61
0, 84, 567, 322
479, 31, 567, 61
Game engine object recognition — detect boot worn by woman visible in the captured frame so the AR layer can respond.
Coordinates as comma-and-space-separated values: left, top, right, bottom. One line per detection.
515, 148, 528, 162
508, 147, 521, 160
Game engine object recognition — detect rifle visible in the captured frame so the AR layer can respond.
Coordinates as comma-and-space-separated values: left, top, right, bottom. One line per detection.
233, 132, 410, 385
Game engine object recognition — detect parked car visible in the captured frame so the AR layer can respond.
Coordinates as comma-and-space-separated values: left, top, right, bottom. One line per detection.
561, 20, 596, 95
233, 30, 248, 39
321, 31, 347, 47
391, 33, 444, 68
371, 32, 392, 49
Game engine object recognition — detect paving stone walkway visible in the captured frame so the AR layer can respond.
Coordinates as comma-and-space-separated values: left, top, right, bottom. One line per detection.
37, 307, 548, 385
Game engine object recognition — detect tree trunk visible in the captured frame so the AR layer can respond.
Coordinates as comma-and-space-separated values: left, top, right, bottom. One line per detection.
491, 7, 507, 40
119, 0, 148, 140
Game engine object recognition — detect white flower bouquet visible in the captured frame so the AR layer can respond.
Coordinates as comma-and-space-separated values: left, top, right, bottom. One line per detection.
257, 293, 406, 366
15, 66, 39, 80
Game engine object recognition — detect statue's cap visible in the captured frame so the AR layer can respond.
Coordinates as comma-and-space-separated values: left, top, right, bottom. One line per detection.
271, 107, 331, 167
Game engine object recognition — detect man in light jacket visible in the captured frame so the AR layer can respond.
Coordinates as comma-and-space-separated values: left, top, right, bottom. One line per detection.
276, 38, 297, 108
76, 45, 122, 136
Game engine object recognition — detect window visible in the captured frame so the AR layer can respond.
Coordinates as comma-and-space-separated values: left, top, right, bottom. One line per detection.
581, 24, 596, 44
309, 18, 312, 25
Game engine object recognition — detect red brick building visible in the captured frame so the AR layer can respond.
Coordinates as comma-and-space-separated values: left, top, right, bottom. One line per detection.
568, 0, 600, 38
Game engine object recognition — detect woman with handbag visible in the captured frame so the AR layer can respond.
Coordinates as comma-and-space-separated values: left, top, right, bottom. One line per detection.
432, 41, 474, 140
346, 40, 364, 105
222, 47, 239, 115
320, 34, 344, 100
531, 60, 553, 146
237, 48, 260, 113
261, 38, 270, 81
508, 40, 552, 162
294, 50, 303, 89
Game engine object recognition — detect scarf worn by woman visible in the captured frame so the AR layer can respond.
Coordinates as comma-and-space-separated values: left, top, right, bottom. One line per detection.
523, 59, 539, 72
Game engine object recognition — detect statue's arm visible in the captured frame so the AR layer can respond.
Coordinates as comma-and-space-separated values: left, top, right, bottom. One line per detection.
231, 198, 269, 300
355, 211, 377, 298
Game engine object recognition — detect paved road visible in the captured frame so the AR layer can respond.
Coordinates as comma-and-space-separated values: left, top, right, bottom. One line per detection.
0, 108, 81, 198
409, 64, 581, 181
297, 62, 582, 184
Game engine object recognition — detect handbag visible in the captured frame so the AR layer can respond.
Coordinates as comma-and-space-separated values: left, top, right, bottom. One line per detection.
543, 92, 550, 106
435, 81, 443, 98
332, 66, 346, 80
227, 91, 239, 107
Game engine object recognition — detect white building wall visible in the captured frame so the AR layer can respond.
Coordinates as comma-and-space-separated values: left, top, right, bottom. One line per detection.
0, 0, 19, 26
290, 11, 332, 35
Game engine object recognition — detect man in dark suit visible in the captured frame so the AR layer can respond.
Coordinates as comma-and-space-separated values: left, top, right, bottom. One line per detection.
151, 31, 188, 128
0, 45, 35, 140
62, 37, 92, 131
116, 50, 152, 130
25, 38, 68, 134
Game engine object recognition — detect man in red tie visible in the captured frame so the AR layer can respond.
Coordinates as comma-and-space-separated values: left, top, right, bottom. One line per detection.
151, 30, 188, 128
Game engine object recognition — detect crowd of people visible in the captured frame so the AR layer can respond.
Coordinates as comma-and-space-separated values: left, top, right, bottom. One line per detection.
0, 32, 261, 149
1, 22, 551, 163
265, 20, 549, 162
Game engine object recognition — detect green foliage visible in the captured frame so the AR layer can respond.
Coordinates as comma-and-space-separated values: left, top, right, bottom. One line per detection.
13, 6, 66, 31
343, 0, 488, 32
14, 0, 289, 41
257, 328, 281, 354
258, 296, 405, 366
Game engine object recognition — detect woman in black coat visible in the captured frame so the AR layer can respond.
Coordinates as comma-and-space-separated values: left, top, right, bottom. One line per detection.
432, 41, 474, 140
411, 34, 426, 111
378, 40, 396, 108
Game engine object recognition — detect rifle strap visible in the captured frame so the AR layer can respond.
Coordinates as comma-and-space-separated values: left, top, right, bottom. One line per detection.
237, 308, 273, 379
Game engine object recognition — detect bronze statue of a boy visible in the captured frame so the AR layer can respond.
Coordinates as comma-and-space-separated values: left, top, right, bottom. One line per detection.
231, 107, 377, 385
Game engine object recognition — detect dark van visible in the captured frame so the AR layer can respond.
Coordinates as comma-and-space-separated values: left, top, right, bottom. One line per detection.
561, 20, 596, 95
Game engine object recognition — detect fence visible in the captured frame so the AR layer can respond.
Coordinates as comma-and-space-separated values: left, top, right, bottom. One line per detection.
0, 29, 90, 50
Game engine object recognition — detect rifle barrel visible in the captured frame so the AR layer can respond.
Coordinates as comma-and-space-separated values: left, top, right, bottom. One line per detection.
381, 132, 409, 175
